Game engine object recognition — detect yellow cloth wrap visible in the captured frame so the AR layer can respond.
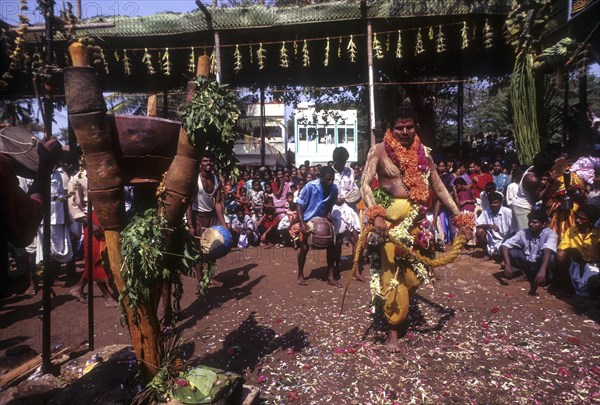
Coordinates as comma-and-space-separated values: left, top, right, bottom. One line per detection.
385, 198, 412, 222
381, 198, 420, 325
381, 242, 421, 325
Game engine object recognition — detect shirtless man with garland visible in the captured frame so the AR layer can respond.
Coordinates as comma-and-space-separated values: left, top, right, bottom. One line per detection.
360, 104, 471, 351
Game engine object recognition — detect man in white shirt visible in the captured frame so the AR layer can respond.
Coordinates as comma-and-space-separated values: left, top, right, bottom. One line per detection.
475, 192, 514, 261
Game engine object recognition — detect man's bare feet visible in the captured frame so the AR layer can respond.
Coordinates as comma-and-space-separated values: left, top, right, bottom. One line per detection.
327, 278, 342, 288
297, 277, 308, 286
384, 340, 402, 353
353, 273, 368, 282
69, 287, 87, 303
209, 278, 224, 288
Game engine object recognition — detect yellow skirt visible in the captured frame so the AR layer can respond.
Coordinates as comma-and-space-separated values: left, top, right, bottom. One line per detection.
380, 198, 421, 325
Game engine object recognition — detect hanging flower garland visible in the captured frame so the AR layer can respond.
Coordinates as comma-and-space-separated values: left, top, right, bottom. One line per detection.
484, 19, 494, 49
385, 33, 390, 52
257, 43, 266, 70
395, 30, 403, 59
162, 47, 171, 76
249, 45, 253, 64
347, 35, 357, 62
323, 37, 330, 67
436, 25, 446, 53
279, 42, 289, 68
337, 37, 342, 58
209, 49, 216, 74
428, 26, 434, 40
302, 39, 310, 67
461, 22, 469, 49
188, 47, 196, 73
415, 28, 425, 55
123, 50, 132, 76
234, 45, 242, 72
373, 33, 384, 60
142, 48, 156, 75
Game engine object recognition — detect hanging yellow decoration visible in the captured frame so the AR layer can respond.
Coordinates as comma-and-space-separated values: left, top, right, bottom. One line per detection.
188, 47, 196, 73
373, 33, 384, 60
234, 45, 243, 73
280, 42, 289, 68
142, 48, 156, 75
483, 19, 493, 49
396, 30, 403, 59
461, 22, 469, 49
428, 26, 434, 40
324, 37, 330, 67
123, 49, 132, 76
293, 40, 298, 57
347, 35, 357, 63
162, 47, 171, 76
209, 49, 216, 75
113, 50, 120, 62
249, 44, 253, 64
338, 37, 342, 58
257, 42, 266, 70
436, 25, 446, 53
385, 33, 390, 52
415, 28, 424, 55
99, 48, 109, 74
302, 39, 310, 67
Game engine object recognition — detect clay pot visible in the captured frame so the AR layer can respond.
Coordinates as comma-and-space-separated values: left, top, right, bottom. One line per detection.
307, 217, 334, 249
64, 67, 107, 114
88, 188, 126, 230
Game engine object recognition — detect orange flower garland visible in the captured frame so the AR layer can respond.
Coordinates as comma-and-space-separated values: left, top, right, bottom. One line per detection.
365, 205, 387, 223
383, 130, 430, 204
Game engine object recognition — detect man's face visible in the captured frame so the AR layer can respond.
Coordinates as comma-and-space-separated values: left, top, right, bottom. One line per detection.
489, 199, 502, 214
392, 117, 416, 148
528, 218, 546, 234
200, 156, 214, 172
320, 172, 334, 192
493, 162, 502, 173
299, 166, 306, 176
575, 211, 591, 232
236, 211, 244, 220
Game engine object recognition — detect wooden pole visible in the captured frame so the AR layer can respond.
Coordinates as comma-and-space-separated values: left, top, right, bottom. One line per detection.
66, 42, 162, 382
367, 20, 376, 147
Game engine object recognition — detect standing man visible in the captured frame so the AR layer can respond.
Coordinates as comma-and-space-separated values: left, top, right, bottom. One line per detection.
296, 166, 338, 287
331, 147, 363, 280
187, 152, 227, 289
360, 105, 471, 352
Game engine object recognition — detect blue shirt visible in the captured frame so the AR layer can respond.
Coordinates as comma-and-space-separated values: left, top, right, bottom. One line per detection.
297, 179, 338, 222
493, 173, 511, 195
502, 227, 558, 263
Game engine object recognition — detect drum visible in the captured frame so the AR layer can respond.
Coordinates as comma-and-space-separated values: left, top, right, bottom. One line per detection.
306, 217, 334, 249
200, 226, 234, 261
344, 188, 361, 204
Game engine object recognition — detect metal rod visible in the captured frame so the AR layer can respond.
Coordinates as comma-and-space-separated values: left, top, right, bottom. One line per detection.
260, 85, 266, 166
41, 2, 54, 375
9, 22, 115, 32
563, 70, 570, 149
87, 198, 94, 351
457, 81, 464, 152
367, 20, 376, 147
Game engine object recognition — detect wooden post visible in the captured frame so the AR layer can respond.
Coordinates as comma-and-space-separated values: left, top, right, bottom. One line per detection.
147, 94, 158, 117
65, 42, 163, 382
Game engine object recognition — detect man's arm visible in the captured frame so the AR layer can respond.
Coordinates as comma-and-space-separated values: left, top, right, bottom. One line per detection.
535, 248, 554, 285
360, 144, 379, 207
429, 156, 460, 216
214, 182, 227, 226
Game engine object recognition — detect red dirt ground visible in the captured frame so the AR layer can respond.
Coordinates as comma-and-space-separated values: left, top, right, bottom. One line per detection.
2, 245, 600, 404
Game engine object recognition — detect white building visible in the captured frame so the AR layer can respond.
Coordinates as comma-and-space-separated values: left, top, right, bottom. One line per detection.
235, 103, 287, 167
292, 103, 358, 165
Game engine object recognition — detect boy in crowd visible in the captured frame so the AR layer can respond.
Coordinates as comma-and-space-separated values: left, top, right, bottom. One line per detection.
556, 204, 600, 297
501, 209, 558, 295
230, 205, 259, 248
475, 191, 514, 261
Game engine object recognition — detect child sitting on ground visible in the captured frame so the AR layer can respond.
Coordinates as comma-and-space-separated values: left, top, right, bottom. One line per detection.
230, 205, 259, 248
